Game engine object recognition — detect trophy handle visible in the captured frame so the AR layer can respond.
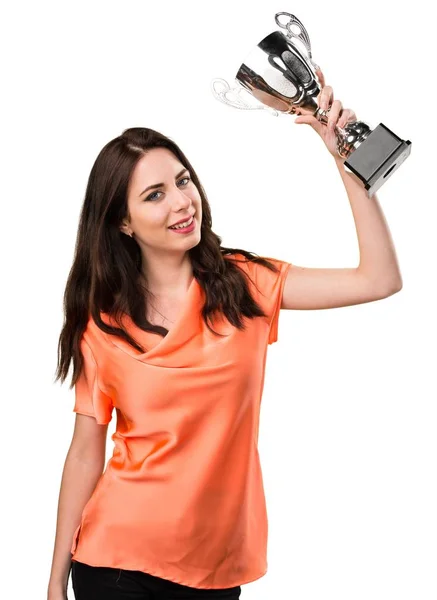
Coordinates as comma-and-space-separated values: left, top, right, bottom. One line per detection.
275, 12, 320, 72
210, 78, 283, 117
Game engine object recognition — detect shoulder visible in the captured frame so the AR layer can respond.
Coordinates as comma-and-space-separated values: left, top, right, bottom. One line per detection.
223, 251, 249, 269
80, 313, 114, 355
223, 251, 290, 280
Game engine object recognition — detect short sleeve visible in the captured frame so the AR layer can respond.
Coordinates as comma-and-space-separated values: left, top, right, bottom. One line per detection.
73, 336, 114, 424
245, 255, 292, 345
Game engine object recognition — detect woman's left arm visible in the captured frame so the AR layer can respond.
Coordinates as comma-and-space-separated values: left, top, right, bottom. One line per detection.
281, 70, 402, 311
332, 154, 402, 288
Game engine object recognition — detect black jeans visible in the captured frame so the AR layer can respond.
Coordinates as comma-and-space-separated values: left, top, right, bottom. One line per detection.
71, 560, 242, 599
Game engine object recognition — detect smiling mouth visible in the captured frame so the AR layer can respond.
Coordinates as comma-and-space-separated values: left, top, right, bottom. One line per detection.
168, 215, 195, 230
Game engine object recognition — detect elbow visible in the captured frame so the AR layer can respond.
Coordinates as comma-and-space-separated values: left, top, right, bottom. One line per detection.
360, 269, 403, 298
369, 275, 403, 299
383, 278, 403, 297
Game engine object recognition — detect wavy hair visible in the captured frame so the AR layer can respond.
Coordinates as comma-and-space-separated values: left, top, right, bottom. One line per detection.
54, 127, 279, 389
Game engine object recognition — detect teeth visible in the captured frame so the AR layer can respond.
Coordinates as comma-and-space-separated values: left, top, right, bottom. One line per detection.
170, 216, 193, 230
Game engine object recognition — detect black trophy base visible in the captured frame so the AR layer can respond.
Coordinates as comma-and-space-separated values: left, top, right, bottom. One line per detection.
344, 123, 412, 197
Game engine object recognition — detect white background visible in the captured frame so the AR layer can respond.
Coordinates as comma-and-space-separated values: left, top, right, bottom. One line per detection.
1, 1, 435, 599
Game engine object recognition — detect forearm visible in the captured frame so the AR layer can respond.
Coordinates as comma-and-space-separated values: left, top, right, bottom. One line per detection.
47, 451, 104, 595
333, 156, 403, 290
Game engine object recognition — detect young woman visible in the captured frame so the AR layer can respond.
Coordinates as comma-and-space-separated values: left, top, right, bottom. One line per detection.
47, 75, 402, 600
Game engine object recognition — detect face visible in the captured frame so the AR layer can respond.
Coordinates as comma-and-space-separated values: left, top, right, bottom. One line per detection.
121, 147, 202, 255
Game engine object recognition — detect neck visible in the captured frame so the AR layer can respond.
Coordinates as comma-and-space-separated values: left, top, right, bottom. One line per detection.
142, 254, 194, 296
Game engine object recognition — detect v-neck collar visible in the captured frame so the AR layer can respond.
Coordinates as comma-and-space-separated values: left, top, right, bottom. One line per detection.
99, 276, 203, 364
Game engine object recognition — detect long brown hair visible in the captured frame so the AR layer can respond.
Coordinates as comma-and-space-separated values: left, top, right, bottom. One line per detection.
54, 127, 279, 389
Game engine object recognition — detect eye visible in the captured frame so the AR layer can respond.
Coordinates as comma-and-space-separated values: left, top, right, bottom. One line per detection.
146, 176, 191, 201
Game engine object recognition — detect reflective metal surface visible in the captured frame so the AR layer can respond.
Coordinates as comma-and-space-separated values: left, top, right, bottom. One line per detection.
211, 12, 411, 196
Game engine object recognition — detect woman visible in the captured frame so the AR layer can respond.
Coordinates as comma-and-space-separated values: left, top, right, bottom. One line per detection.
47, 74, 402, 599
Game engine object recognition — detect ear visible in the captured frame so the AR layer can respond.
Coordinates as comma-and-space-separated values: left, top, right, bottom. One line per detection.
119, 221, 131, 236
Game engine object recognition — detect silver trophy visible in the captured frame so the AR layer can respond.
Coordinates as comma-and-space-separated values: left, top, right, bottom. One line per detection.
211, 12, 411, 197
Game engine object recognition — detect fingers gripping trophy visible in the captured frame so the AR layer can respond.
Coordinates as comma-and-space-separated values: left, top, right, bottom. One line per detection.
211, 12, 411, 197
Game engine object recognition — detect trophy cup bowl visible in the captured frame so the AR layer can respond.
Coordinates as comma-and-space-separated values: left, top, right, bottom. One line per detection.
211, 12, 411, 197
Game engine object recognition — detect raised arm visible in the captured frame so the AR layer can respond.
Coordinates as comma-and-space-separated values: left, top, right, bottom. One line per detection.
284, 73, 402, 311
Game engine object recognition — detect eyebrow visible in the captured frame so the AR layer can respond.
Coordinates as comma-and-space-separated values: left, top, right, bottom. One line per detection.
138, 167, 189, 197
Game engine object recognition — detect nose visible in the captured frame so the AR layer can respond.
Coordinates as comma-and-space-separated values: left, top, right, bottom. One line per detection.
169, 185, 193, 211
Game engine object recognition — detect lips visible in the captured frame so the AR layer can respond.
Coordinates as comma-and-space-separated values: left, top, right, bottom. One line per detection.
168, 213, 195, 228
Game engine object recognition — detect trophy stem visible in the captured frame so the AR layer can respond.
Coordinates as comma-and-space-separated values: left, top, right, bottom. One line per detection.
314, 107, 372, 159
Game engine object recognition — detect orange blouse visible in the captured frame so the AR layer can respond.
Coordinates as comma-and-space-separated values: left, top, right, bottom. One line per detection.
70, 252, 291, 589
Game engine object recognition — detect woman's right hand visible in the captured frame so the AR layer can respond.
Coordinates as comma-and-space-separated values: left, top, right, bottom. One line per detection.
47, 583, 68, 600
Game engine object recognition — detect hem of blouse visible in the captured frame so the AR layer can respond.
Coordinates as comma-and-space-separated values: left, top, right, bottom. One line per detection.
69, 551, 267, 589
73, 409, 111, 425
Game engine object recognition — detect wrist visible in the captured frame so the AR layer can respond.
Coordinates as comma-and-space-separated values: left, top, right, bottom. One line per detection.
333, 154, 347, 169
